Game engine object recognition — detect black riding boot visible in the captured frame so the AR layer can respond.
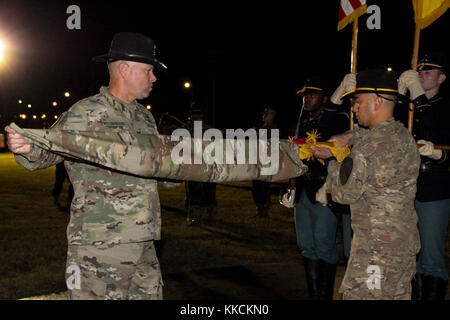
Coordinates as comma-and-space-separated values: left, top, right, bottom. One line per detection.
303, 257, 320, 300
317, 259, 337, 300
422, 275, 448, 300
411, 273, 424, 300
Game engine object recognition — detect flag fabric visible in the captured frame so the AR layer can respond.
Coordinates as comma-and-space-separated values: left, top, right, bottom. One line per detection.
412, 0, 450, 29
338, 0, 368, 31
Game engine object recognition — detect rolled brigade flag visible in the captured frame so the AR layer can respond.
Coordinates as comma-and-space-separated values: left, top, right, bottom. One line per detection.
337, 0, 368, 31
412, 0, 450, 29
9, 123, 308, 183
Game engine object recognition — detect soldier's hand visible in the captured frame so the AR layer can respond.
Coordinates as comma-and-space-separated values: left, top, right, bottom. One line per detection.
328, 131, 353, 148
398, 70, 425, 100
316, 184, 328, 206
280, 188, 295, 208
5, 125, 32, 155
311, 145, 333, 159
417, 139, 442, 160
330, 73, 356, 105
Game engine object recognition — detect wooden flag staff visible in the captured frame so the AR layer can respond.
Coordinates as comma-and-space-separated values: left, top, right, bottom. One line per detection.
408, 15, 421, 133
349, 18, 359, 130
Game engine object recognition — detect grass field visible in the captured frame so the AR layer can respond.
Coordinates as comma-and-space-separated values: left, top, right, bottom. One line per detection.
0, 152, 69, 299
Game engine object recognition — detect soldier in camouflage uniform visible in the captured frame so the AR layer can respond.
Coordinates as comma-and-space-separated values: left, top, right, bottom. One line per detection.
313, 69, 421, 299
5, 33, 307, 300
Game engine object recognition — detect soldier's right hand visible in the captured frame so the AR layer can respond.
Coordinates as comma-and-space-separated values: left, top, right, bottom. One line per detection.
398, 69, 425, 100
5, 125, 32, 155
328, 131, 353, 148
330, 73, 356, 105
316, 184, 328, 206
280, 188, 295, 208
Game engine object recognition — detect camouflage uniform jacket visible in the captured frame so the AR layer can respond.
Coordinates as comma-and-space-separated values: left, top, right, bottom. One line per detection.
325, 118, 421, 258
15, 86, 163, 246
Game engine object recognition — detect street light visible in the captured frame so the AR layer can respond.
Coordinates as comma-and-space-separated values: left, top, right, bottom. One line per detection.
0, 40, 5, 63
52, 101, 58, 107
146, 104, 151, 110
18, 100, 22, 104
27, 104, 32, 108
64, 92, 70, 98
183, 81, 194, 110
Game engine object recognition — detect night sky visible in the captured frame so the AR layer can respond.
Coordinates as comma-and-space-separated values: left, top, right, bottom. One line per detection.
0, 0, 448, 132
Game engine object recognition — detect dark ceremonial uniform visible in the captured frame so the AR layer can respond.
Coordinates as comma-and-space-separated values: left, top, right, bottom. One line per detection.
412, 93, 450, 202
293, 75, 351, 300
409, 51, 450, 300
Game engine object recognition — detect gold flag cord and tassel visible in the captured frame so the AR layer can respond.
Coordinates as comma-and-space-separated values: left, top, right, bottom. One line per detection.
290, 130, 351, 165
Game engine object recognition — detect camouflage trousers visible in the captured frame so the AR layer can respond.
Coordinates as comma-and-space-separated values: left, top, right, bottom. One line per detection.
65, 241, 163, 300
339, 251, 416, 300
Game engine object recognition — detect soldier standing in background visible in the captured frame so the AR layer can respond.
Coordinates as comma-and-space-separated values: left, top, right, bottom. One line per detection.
281, 76, 350, 300
185, 102, 218, 225
252, 105, 278, 218
403, 51, 450, 300
52, 161, 74, 212
314, 69, 421, 299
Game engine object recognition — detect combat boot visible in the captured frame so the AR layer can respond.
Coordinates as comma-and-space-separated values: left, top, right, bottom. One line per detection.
317, 259, 337, 300
187, 206, 202, 226
205, 205, 217, 225
303, 257, 320, 300
411, 273, 424, 300
422, 275, 448, 300
255, 206, 269, 218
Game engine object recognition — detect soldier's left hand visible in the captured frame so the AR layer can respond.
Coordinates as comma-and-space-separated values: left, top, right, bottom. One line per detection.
417, 139, 442, 160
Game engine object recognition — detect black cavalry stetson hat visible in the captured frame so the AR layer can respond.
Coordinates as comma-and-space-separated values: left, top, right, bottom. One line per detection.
92, 32, 167, 72
417, 51, 447, 73
342, 69, 407, 100
296, 76, 329, 96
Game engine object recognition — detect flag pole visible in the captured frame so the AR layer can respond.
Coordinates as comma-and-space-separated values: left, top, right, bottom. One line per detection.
349, 17, 359, 130
408, 24, 421, 133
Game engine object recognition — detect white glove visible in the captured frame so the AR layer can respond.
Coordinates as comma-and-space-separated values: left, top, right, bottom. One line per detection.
417, 139, 442, 160
280, 189, 295, 208
330, 73, 356, 105
316, 184, 329, 206
398, 70, 425, 100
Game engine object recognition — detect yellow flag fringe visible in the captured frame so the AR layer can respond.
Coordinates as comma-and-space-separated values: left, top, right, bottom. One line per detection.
290, 130, 351, 165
